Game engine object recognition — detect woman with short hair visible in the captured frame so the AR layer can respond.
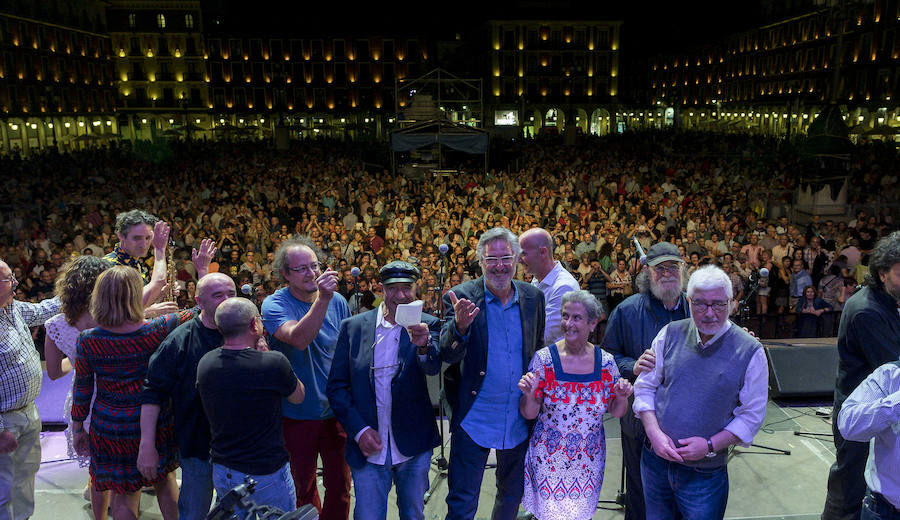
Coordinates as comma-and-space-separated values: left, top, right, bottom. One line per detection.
71, 266, 195, 520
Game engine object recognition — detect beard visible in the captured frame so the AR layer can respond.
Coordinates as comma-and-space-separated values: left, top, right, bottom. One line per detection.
884, 282, 900, 305
650, 277, 683, 304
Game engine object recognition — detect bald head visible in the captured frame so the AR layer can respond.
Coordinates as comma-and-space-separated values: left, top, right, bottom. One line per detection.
215, 297, 260, 340
519, 227, 555, 280
196, 273, 237, 326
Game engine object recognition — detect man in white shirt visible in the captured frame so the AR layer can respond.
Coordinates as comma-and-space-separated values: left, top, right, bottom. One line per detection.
326, 261, 441, 520
633, 265, 768, 519
519, 227, 581, 345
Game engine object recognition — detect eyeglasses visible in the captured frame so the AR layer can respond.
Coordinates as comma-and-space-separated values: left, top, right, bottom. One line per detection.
482, 255, 517, 266
285, 262, 321, 276
690, 299, 730, 313
652, 264, 681, 274
0, 274, 17, 285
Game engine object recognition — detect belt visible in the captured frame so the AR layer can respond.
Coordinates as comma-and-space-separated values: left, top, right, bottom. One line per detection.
868, 490, 900, 518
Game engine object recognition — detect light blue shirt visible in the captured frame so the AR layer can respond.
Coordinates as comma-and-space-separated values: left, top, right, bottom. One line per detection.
789, 269, 813, 298
460, 280, 529, 449
262, 287, 350, 420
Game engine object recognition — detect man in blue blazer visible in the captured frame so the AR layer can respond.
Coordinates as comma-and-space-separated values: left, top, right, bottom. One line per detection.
327, 260, 441, 520
440, 227, 546, 520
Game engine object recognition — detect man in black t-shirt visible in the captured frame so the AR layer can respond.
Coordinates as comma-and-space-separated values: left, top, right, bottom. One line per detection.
197, 297, 305, 513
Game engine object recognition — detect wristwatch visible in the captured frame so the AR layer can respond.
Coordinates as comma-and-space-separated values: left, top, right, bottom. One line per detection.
705, 439, 717, 458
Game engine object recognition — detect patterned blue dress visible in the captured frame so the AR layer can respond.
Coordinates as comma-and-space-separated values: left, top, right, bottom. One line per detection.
521, 344, 620, 520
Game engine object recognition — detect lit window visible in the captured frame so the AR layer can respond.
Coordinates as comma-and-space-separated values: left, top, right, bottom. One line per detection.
185, 14, 194, 29
157, 14, 166, 29
129, 13, 136, 28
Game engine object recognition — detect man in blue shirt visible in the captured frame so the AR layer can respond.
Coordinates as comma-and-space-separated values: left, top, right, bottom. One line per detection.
789, 258, 813, 310
262, 237, 351, 520
441, 227, 546, 520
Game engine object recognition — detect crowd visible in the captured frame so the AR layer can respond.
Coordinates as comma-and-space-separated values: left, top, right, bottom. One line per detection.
1, 132, 897, 333
0, 130, 898, 520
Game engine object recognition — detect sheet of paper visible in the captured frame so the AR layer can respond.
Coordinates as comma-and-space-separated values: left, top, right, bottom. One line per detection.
395, 300, 424, 327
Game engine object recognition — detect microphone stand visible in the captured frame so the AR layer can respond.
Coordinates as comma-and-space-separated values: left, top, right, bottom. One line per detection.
424, 248, 450, 504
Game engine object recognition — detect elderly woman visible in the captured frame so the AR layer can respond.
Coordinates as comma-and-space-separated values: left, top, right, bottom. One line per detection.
519, 290, 632, 520
44, 256, 111, 520
71, 266, 195, 520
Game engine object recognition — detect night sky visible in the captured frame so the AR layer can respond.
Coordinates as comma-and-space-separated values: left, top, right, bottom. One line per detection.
202, 0, 766, 58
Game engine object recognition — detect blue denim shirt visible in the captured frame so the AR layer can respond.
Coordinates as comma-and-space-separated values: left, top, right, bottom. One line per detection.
789, 269, 813, 298
460, 280, 529, 449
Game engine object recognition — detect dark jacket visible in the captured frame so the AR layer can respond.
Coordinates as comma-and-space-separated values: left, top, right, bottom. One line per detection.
326, 309, 441, 469
439, 277, 545, 433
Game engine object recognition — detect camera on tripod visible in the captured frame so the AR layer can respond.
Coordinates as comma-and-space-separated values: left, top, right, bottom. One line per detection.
206, 476, 318, 520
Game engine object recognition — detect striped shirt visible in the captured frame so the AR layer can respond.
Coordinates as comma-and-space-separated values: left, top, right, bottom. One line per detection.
0, 296, 60, 429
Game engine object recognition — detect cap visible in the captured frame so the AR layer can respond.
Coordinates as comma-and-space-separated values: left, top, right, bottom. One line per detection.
379, 260, 420, 285
645, 242, 683, 266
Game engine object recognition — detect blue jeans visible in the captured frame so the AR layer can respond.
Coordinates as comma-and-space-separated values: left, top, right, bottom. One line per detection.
178, 457, 214, 520
445, 428, 527, 520
349, 448, 431, 520
640, 446, 728, 520
861, 490, 900, 520
212, 461, 296, 515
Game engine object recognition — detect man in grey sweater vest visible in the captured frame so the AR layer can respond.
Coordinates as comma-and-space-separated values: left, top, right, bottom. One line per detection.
633, 265, 769, 519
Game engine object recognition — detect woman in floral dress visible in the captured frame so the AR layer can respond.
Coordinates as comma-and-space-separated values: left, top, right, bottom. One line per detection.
519, 290, 633, 520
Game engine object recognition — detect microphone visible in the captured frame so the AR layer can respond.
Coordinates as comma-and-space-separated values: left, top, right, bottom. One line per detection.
759, 267, 769, 278
438, 243, 449, 256
350, 267, 361, 279
632, 236, 647, 265
241, 283, 255, 296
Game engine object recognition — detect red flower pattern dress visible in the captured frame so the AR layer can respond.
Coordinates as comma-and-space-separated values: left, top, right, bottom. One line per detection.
521, 343, 620, 520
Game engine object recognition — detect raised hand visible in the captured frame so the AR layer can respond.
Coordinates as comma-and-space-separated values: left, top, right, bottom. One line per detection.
407, 323, 430, 347
316, 268, 339, 299
192, 238, 217, 277
151, 220, 171, 253
448, 291, 479, 335
145, 301, 179, 318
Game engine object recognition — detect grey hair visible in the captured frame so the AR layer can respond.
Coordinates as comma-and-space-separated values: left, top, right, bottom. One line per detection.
561, 290, 602, 322
865, 231, 900, 291
115, 209, 158, 236
273, 235, 324, 281
214, 297, 259, 339
686, 265, 733, 299
476, 227, 521, 262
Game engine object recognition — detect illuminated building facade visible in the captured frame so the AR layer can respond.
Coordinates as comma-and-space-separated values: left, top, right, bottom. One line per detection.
203, 34, 431, 139
645, 1, 899, 134
486, 20, 622, 136
0, 1, 117, 154
106, 0, 209, 140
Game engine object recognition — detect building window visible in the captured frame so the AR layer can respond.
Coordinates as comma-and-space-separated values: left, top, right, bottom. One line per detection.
157, 14, 166, 29
129, 13, 136, 28
185, 14, 194, 29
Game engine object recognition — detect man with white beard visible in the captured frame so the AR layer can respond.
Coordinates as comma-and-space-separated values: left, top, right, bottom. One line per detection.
603, 242, 690, 520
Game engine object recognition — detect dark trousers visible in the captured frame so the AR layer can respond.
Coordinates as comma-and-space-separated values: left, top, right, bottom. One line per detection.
445, 428, 527, 520
822, 402, 868, 520
282, 417, 351, 520
621, 425, 647, 520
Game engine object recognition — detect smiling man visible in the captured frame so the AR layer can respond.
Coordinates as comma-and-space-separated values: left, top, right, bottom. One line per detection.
261, 236, 351, 519
440, 227, 545, 520
633, 265, 768, 519
326, 261, 441, 520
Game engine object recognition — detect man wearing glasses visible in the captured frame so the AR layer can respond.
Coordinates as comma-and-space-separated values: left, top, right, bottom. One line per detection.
0, 260, 60, 520
603, 241, 690, 520
441, 227, 546, 520
633, 265, 768, 519
261, 237, 352, 520
327, 261, 441, 520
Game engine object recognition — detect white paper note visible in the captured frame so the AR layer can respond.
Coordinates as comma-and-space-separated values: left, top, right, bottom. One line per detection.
395, 300, 424, 327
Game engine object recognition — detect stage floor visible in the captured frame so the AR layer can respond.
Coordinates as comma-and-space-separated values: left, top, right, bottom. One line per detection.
32, 399, 836, 520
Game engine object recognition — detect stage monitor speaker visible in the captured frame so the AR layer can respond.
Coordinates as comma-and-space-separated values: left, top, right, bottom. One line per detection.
764, 338, 838, 399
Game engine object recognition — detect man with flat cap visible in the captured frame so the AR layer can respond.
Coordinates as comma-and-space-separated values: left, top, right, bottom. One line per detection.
327, 261, 442, 520
603, 242, 690, 520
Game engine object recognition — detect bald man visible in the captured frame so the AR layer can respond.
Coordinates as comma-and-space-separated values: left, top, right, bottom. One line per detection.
519, 228, 580, 346
138, 273, 237, 520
